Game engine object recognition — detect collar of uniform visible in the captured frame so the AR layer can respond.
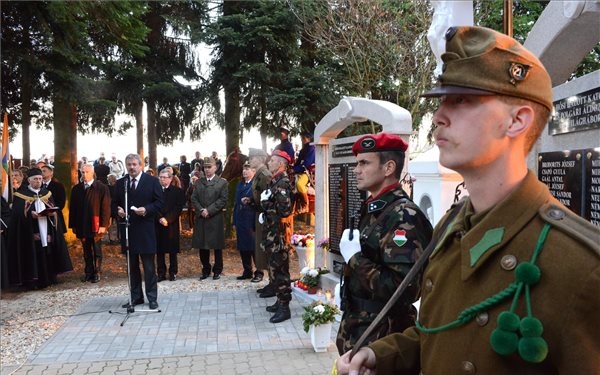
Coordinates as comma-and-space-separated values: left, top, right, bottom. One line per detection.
270, 170, 286, 182
457, 171, 550, 281
365, 182, 401, 204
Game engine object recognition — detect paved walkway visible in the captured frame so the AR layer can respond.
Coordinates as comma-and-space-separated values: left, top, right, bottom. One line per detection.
1, 290, 339, 375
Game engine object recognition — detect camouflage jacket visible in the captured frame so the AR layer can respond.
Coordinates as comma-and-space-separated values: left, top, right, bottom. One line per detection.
259, 171, 293, 252
337, 184, 433, 354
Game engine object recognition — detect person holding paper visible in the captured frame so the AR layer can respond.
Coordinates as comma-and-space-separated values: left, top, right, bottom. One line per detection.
7, 168, 72, 289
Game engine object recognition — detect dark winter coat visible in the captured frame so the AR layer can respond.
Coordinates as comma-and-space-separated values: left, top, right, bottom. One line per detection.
69, 180, 111, 238
156, 185, 185, 253
191, 176, 228, 249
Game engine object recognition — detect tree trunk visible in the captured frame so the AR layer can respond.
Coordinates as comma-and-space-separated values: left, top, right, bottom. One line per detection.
134, 99, 145, 168
224, 85, 240, 155
147, 100, 157, 170
223, 84, 240, 238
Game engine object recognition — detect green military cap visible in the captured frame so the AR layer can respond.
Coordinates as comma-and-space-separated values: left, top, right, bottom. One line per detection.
422, 26, 553, 111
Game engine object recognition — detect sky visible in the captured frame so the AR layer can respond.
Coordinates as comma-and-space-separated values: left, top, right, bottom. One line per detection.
9, 125, 286, 164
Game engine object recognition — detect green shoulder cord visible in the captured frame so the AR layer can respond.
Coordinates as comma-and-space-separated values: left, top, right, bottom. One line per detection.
416, 223, 551, 363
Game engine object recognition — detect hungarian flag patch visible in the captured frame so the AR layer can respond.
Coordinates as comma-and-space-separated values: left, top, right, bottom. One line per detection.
393, 229, 407, 246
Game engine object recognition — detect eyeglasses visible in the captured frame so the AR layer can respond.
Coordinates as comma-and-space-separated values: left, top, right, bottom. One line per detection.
158, 176, 172, 179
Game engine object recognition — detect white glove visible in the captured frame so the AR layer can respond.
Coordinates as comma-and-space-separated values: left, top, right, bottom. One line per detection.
339, 228, 361, 263
258, 212, 265, 224
260, 189, 272, 201
334, 283, 342, 311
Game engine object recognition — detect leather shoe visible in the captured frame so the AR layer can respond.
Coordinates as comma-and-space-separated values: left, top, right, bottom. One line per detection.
199, 274, 210, 280
169, 274, 177, 281
259, 290, 276, 298
251, 275, 263, 283
236, 274, 252, 280
213, 273, 221, 280
90, 275, 100, 283
149, 301, 159, 310
157, 275, 167, 282
122, 298, 144, 308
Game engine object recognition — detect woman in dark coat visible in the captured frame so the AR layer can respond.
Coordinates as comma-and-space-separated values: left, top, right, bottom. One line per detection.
233, 162, 257, 279
156, 168, 185, 281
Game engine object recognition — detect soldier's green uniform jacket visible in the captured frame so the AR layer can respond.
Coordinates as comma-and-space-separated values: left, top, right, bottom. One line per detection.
260, 170, 293, 301
336, 183, 433, 354
260, 170, 293, 244
369, 171, 600, 374
251, 164, 272, 270
190, 175, 228, 250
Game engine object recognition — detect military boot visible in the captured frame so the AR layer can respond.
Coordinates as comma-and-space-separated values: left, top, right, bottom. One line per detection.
257, 282, 273, 294
269, 303, 290, 323
266, 300, 279, 313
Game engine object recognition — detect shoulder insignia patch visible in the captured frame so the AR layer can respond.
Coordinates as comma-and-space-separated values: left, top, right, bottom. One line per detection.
539, 203, 600, 257
367, 200, 387, 213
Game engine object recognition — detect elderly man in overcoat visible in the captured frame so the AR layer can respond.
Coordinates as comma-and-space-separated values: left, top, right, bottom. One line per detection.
191, 157, 228, 280
112, 153, 163, 310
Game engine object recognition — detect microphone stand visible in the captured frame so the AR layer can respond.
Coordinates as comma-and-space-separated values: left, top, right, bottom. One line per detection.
109, 175, 160, 326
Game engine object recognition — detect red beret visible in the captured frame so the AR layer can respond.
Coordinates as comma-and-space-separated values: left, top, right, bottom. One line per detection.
352, 133, 408, 156
272, 150, 292, 163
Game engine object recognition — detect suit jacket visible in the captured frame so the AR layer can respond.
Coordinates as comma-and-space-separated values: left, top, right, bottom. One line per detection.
156, 185, 185, 253
111, 173, 164, 254
69, 180, 111, 238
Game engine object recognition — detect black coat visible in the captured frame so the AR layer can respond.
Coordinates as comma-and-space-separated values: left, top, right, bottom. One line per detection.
156, 185, 185, 253
69, 180, 111, 238
111, 173, 164, 254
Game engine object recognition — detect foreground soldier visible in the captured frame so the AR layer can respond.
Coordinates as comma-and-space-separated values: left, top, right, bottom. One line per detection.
337, 26, 600, 375
336, 133, 433, 355
260, 150, 294, 323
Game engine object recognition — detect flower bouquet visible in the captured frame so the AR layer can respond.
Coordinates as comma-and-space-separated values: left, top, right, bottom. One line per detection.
302, 300, 341, 333
317, 237, 330, 251
291, 233, 315, 248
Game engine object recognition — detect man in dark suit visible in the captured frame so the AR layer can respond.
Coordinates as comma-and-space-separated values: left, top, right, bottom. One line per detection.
40, 163, 67, 233
69, 164, 111, 283
112, 153, 164, 310
156, 167, 185, 282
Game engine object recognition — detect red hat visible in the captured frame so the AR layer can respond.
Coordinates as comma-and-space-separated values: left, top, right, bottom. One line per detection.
272, 150, 292, 164
352, 133, 408, 156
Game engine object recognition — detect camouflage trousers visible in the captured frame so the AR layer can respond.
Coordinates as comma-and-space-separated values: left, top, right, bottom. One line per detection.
268, 245, 291, 303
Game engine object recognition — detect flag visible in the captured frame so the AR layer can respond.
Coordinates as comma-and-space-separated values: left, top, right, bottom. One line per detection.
1, 113, 10, 202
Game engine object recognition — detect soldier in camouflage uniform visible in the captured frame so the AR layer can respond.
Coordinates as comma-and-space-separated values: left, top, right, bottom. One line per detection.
336, 133, 433, 355
241, 148, 272, 286
259, 150, 294, 323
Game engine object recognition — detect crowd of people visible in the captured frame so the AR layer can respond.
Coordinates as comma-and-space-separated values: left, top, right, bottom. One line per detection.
1, 139, 316, 322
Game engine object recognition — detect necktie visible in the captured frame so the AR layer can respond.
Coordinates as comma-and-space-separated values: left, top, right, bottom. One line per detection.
42, 182, 48, 189
131, 178, 136, 190
84, 183, 90, 190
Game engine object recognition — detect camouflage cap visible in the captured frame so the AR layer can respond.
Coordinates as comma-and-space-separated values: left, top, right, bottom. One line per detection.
421, 26, 553, 111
